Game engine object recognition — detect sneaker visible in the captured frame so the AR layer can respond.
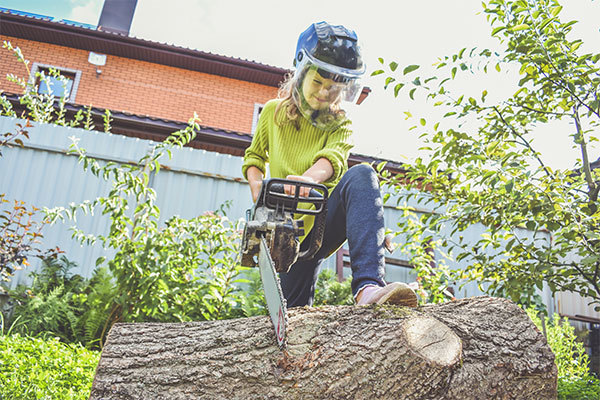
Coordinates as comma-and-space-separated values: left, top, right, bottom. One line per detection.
356, 282, 418, 307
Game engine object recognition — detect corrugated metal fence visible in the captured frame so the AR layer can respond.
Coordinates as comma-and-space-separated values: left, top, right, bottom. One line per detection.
0, 116, 598, 326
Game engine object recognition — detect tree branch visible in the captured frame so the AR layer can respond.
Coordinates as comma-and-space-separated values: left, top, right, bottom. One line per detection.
572, 106, 598, 201
492, 106, 553, 178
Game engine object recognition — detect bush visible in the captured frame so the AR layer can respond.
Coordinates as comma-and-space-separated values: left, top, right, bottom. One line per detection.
8, 256, 116, 348
526, 308, 600, 399
314, 268, 353, 306
558, 375, 600, 400
0, 333, 99, 400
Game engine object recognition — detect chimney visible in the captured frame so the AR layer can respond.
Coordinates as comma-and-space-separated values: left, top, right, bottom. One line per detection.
97, 0, 138, 35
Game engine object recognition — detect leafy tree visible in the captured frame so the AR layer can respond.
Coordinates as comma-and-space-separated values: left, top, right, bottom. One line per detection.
374, 0, 600, 308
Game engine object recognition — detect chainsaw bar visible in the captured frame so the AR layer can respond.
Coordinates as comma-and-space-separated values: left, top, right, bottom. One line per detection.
258, 237, 288, 348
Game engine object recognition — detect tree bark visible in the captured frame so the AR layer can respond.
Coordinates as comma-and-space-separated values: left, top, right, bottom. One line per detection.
90, 296, 557, 400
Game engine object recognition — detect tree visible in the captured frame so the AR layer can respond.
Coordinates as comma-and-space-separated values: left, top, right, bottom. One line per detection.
374, 0, 600, 309
90, 297, 557, 400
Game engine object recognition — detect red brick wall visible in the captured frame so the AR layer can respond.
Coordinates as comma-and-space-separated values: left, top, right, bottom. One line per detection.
0, 36, 278, 133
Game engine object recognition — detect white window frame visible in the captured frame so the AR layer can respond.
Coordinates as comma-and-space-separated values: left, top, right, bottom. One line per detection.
251, 103, 265, 134
29, 62, 82, 102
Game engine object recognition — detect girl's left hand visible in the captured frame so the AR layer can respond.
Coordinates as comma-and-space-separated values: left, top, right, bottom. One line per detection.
285, 175, 315, 197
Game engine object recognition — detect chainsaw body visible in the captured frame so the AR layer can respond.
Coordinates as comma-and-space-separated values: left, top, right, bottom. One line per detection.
240, 178, 328, 272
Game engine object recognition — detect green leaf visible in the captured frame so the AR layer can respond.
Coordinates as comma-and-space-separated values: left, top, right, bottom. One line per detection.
384, 76, 396, 89
371, 69, 385, 76
403, 64, 420, 75
451, 67, 457, 79
539, 17, 555, 31
550, 5, 562, 16
390, 61, 399, 72
492, 26, 507, 36
394, 83, 405, 97
420, 118, 426, 126
409, 88, 417, 100
510, 24, 530, 32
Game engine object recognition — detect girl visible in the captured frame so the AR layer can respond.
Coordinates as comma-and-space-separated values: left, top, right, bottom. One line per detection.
242, 21, 417, 308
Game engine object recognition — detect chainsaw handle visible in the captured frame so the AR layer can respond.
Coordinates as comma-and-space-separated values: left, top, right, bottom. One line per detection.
260, 179, 327, 215
259, 179, 328, 261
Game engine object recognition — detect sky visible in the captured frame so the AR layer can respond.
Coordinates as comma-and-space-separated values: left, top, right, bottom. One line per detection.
1, 0, 599, 170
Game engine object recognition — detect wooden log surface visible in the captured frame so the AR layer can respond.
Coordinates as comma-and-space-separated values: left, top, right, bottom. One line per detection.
90, 296, 557, 399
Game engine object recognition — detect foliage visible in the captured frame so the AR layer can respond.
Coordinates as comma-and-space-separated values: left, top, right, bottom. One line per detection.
526, 308, 600, 399
0, 333, 99, 400
375, 0, 600, 308
238, 267, 267, 317
527, 308, 592, 379
1, 40, 98, 129
0, 121, 54, 289
42, 112, 248, 332
313, 268, 354, 306
557, 375, 600, 400
73, 266, 118, 347
0, 194, 50, 290
8, 256, 116, 348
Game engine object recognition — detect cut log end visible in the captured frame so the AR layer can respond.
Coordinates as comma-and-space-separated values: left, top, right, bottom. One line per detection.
402, 315, 462, 368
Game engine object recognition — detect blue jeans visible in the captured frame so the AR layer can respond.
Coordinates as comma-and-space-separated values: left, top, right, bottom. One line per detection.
279, 164, 387, 307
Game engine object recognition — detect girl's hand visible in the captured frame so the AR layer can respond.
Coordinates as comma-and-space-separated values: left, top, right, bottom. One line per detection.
285, 175, 315, 197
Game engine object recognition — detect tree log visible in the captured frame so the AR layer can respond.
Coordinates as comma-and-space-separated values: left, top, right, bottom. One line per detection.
90, 296, 557, 399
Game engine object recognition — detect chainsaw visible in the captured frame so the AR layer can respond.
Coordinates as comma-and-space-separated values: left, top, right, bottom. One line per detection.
240, 178, 328, 348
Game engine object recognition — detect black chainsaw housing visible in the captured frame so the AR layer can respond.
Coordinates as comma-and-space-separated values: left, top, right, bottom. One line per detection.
240, 179, 328, 273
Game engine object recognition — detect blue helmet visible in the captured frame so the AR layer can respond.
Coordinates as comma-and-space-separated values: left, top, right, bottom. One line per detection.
294, 21, 365, 79
291, 22, 365, 130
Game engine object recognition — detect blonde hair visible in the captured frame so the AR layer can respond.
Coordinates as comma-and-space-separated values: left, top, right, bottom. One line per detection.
274, 69, 345, 130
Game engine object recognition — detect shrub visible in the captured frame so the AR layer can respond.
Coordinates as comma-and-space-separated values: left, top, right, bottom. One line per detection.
557, 375, 600, 400
314, 268, 353, 306
8, 256, 116, 348
526, 308, 600, 399
0, 333, 99, 400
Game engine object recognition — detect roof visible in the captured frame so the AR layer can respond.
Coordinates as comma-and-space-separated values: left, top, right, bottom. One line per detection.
0, 8, 289, 87
3, 93, 405, 174
0, 7, 371, 102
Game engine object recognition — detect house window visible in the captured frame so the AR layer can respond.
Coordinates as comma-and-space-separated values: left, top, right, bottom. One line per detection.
251, 103, 265, 134
30, 63, 82, 102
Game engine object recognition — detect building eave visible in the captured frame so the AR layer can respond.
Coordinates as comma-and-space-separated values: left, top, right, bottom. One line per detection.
3, 93, 404, 173
0, 10, 288, 87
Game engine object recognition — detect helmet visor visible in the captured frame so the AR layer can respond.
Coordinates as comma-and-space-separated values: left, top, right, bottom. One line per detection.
297, 56, 362, 106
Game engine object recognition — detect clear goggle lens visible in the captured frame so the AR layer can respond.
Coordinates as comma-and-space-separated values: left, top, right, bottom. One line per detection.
301, 65, 361, 104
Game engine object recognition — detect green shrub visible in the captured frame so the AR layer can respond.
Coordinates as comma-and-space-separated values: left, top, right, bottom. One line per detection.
557, 375, 600, 400
8, 256, 116, 348
314, 268, 353, 306
238, 268, 267, 317
526, 308, 600, 399
0, 333, 99, 400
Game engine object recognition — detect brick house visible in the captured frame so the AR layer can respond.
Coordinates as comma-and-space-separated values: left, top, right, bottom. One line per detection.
0, 4, 382, 165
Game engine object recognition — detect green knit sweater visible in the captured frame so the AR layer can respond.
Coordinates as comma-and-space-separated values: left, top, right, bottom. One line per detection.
242, 99, 354, 187
242, 99, 354, 242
